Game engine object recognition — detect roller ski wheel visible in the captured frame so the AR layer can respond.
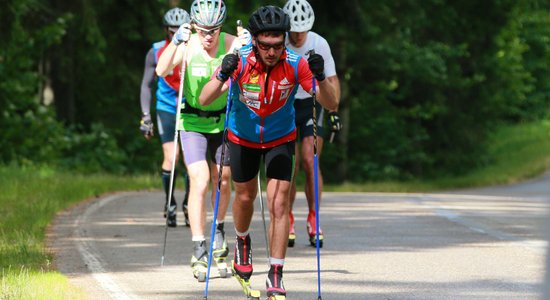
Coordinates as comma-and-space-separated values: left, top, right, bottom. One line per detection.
215, 259, 229, 278
232, 261, 260, 299
191, 258, 207, 282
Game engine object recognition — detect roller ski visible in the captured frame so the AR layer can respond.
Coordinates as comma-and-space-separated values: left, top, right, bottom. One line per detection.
232, 234, 259, 299
191, 240, 208, 282
266, 264, 286, 300
307, 210, 323, 247
287, 211, 295, 247
232, 261, 260, 299
212, 222, 230, 278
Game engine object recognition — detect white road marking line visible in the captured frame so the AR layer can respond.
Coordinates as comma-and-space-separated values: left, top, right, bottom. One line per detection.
74, 193, 135, 300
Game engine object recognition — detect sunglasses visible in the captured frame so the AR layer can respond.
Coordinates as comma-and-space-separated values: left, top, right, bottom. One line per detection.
168, 26, 179, 33
256, 40, 285, 51
195, 26, 221, 36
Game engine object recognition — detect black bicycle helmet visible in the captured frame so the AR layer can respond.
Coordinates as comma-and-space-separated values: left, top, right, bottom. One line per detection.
248, 6, 290, 35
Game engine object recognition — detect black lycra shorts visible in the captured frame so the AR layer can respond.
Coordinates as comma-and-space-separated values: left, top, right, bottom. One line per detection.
229, 140, 295, 182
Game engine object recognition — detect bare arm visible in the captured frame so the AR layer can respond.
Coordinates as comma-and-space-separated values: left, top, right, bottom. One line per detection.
325, 75, 341, 112
199, 77, 229, 106
155, 42, 186, 77
140, 48, 156, 114
315, 77, 339, 111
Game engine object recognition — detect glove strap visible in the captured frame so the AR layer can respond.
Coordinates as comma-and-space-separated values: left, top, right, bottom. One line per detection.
216, 71, 230, 83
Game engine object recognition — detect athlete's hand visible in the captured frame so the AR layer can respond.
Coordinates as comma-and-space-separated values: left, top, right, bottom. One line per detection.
328, 111, 342, 132
307, 53, 326, 81
140, 114, 154, 139
216, 53, 239, 82
172, 23, 191, 46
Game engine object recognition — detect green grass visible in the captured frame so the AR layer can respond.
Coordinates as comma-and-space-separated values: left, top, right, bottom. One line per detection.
0, 165, 157, 299
326, 119, 550, 192
2, 119, 550, 298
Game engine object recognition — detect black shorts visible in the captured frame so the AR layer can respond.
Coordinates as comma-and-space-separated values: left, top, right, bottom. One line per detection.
156, 110, 176, 144
294, 97, 325, 139
229, 140, 295, 182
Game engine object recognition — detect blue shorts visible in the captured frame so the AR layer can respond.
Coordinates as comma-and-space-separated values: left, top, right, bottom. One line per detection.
179, 130, 230, 166
156, 110, 176, 144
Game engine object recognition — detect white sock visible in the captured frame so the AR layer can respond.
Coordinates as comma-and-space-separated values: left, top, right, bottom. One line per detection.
270, 257, 285, 266
235, 229, 249, 237
192, 235, 205, 242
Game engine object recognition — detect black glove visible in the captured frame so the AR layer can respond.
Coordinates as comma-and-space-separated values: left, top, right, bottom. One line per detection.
140, 114, 154, 138
216, 53, 239, 82
307, 53, 325, 81
328, 111, 342, 132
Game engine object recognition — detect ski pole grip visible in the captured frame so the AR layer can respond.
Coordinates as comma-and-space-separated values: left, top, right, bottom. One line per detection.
237, 20, 243, 35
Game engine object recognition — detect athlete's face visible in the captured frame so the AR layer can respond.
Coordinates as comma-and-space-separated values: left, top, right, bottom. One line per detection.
194, 24, 221, 50
254, 32, 285, 68
166, 26, 179, 40
288, 31, 307, 48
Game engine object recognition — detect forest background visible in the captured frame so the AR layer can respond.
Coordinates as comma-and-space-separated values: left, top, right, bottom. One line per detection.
1, 0, 549, 183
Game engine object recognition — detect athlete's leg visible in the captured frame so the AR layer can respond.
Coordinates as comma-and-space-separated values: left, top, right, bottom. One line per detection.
266, 177, 291, 259
300, 136, 324, 213
180, 131, 211, 238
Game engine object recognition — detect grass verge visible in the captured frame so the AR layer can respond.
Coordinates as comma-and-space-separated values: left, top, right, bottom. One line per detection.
0, 165, 157, 299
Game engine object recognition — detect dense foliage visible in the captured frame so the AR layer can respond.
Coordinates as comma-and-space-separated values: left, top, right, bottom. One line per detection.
1, 0, 549, 181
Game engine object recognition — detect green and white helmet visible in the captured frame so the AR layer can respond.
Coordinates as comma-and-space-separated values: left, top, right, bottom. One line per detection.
283, 0, 315, 32
163, 8, 190, 26
190, 0, 227, 27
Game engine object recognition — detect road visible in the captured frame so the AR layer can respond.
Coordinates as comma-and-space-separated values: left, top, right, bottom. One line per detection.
47, 173, 550, 299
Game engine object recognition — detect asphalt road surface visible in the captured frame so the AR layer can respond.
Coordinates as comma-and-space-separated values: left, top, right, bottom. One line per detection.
47, 173, 550, 299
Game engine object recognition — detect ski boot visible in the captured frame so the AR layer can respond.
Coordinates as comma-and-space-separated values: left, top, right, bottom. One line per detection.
266, 264, 286, 300
164, 203, 177, 228
232, 234, 259, 299
287, 211, 295, 247
212, 222, 230, 278
307, 210, 323, 248
190, 240, 208, 282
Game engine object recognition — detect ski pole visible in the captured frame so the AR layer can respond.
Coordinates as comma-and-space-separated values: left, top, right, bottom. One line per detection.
257, 170, 270, 266
161, 41, 188, 267
204, 46, 239, 300
307, 49, 323, 300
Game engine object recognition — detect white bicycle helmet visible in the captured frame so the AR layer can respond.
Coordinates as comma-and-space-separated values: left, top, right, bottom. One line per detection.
163, 8, 190, 26
283, 0, 315, 32
190, 0, 227, 27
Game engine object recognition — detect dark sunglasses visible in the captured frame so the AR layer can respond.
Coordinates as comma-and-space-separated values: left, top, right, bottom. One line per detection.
256, 40, 285, 51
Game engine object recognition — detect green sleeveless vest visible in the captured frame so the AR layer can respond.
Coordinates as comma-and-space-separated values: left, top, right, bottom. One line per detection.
179, 32, 229, 133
